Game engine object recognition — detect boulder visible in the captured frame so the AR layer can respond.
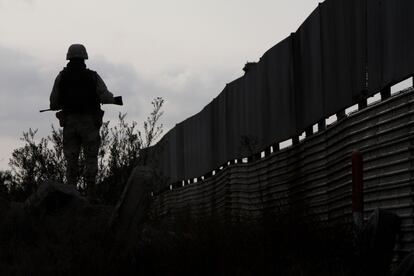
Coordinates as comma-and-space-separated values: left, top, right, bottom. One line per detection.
24, 180, 88, 215
108, 166, 155, 255
393, 250, 414, 276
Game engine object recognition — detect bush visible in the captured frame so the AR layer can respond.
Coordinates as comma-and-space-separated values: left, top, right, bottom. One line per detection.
1, 97, 164, 204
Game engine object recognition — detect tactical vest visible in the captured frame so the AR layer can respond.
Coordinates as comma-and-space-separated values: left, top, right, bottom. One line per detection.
59, 65, 100, 113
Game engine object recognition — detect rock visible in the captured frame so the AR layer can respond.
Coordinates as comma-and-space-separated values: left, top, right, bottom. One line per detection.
108, 166, 154, 255
24, 180, 88, 215
393, 250, 414, 276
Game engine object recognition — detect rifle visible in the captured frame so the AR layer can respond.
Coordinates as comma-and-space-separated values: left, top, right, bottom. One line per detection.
39, 96, 123, 113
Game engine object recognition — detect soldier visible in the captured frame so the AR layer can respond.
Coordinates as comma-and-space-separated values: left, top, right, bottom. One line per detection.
49, 44, 122, 199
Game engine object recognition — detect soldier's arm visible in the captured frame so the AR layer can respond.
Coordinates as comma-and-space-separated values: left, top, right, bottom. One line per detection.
49, 73, 62, 110
96, 74, 116, 104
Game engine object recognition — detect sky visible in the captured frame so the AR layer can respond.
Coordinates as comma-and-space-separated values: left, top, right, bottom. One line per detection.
0, 0, 321, 170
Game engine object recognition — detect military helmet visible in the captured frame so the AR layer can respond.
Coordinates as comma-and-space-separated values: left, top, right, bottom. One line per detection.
66, 44, 88, 60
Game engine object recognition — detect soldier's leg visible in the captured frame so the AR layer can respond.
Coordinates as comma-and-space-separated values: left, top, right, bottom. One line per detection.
63, 126, 81, 186
81, 122, 101, 196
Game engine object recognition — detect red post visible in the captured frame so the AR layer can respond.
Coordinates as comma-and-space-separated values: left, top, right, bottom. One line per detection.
352, 151, 364, 229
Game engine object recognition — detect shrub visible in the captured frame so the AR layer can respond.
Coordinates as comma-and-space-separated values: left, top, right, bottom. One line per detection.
2, 97, 164, 204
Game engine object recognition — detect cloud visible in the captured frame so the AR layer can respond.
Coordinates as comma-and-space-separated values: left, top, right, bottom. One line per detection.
0, 137, 22, 170
0, 0, 35, 7
89, 55, 235, 131
0, 46, 51, 135
154, 66, 234, 125
0, 45, 237, 170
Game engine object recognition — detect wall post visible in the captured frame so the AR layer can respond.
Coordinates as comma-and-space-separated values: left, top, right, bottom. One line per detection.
352, 150, 364, 230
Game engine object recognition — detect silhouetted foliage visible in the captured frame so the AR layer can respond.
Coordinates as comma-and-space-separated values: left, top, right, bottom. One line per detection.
0, 204, 356, 275
131, 210, 355, 276
0, 170, 12, 198
98, 98, 164, 204
1, 97, 164, 204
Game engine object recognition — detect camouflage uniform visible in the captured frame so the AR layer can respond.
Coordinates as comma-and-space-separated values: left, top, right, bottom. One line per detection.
49, 59, 116, 195
62, 113, 101, 187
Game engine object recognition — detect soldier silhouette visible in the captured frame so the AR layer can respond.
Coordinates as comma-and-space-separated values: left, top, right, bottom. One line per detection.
49, 44, 123, 200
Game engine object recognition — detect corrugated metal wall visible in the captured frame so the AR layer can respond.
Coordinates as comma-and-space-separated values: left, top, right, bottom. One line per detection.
151, 88, 414, 253
146, 0, 414, 185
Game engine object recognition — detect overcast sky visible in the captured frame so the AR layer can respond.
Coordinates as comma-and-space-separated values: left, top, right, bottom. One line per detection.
0, 0, 321, 170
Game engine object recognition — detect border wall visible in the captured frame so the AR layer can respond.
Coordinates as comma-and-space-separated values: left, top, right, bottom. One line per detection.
151, 87, 414, 254
145, 0, 414, 257
145, 0, 414, 186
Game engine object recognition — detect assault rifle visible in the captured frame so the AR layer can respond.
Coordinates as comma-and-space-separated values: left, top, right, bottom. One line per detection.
39, 96, 123, 113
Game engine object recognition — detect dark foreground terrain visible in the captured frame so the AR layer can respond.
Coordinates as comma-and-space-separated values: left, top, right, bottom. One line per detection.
0, 181, 397, 275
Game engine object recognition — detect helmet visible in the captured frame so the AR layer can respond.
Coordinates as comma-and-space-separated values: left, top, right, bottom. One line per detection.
66, 44, 88, 60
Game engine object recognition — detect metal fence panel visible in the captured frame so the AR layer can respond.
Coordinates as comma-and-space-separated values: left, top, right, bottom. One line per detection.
152, 89, 414, 253
320, 0, 367, 114
368, 0, 414, 93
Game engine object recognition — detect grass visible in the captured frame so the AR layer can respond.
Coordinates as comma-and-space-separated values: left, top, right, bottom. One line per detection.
0, 198, 357, 275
